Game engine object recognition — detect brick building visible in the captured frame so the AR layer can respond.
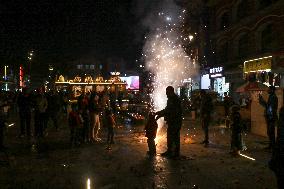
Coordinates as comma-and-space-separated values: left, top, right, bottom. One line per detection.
207, 0, 284, 94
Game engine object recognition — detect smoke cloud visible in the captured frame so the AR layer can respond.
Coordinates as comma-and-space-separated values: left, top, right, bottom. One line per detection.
140, 0, 199, 111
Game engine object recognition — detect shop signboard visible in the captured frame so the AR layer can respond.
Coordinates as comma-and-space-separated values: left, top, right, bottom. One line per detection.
243, 56, 272, 73
209, 67, 223, 78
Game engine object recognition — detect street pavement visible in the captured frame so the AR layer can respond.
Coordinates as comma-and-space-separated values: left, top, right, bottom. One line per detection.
0, 113, 277, 189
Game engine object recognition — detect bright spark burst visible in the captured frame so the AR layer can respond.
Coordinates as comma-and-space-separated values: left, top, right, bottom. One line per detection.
143, 9, 198, 113
143, 4, 199, 136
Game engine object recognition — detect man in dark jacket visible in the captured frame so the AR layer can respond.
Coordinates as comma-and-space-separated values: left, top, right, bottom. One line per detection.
17, 88, 32, 138
200, 90, 213, 147
259, 86, 278, 149
156, 86, 182, 158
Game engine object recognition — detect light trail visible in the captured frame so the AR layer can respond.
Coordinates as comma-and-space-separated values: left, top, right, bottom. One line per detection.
87, 178, 91, 189
239, 153, 256, 161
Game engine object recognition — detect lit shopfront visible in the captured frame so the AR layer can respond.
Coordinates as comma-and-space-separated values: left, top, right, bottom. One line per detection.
243, 55, 284, 87
209, 66, 229, 99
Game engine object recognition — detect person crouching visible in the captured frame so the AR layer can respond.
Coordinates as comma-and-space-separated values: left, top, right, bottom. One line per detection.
145, 112, 158, 156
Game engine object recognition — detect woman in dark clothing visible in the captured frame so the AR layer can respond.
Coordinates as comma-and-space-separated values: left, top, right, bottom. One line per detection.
269, 107, 284, 189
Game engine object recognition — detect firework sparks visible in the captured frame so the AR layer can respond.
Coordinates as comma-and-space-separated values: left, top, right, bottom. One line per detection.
143, 1, 199, 137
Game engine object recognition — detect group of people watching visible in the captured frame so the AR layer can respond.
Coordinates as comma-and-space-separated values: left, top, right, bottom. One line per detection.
17, 87, 61, 138
0, 87, 116, 149
68, 92, 115, 147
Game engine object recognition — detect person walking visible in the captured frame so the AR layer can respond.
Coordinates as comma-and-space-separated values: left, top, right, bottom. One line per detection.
155, 86, 182, 158
200, 90, 213, 147
259, 86, 278, 150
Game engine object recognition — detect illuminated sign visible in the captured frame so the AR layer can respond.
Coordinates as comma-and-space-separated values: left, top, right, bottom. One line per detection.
243, 56, 272, 73
19, 66, 24, 87
209, 67, 223, 78
110, 72, 120, 76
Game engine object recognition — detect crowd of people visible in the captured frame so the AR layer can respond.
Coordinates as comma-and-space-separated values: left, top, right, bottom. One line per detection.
0, 85, 283, 188
0, 87, 117, 149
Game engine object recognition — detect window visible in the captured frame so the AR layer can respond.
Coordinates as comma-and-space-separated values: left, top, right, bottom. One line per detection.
261, 24, 275, 52
77, 65, 83, 69
85, 65, 90, 69
238, 34, 249, 57
219, 12, 230, 30
90, 65, 95, 69
236, 0, 248, 20
219, 42, 229, 63
258, 0, 272, 9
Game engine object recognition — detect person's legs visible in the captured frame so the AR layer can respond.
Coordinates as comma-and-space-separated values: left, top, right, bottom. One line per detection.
265, 118, 275, 149
268, 120, 275, 148
26, 113, 31, 137
93, 114, 100, 140
147, 138, 156, 155
89, 112, 95, 141
34, 112, 40, 137
173, 129, 180, 156
201, 117, 209, 144
161, 130, 172, 156
19, 113, 25, 136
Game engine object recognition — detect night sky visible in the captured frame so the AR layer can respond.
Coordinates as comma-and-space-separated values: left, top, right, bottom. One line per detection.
0, 0, 147, 72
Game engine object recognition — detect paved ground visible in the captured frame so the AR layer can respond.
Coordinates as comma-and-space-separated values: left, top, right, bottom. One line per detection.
0, 113, 277, 189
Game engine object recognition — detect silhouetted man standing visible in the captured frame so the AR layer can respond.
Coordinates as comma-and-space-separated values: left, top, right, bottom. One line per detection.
259, 86, 278, 150
200, 90, 213, 147
17, 88, 32, 138
156, 86, 182, 158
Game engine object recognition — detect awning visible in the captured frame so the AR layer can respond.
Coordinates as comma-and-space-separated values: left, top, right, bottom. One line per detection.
235, 81, 269, 93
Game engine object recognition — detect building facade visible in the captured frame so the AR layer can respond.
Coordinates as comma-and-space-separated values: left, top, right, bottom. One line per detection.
207, 0, 284, 96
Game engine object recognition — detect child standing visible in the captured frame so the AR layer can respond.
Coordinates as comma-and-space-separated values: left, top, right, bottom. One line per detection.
230, 105, 243, 156
145, 112, 158, 156
68, 104, 83, 146
105, 109, 115, 146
